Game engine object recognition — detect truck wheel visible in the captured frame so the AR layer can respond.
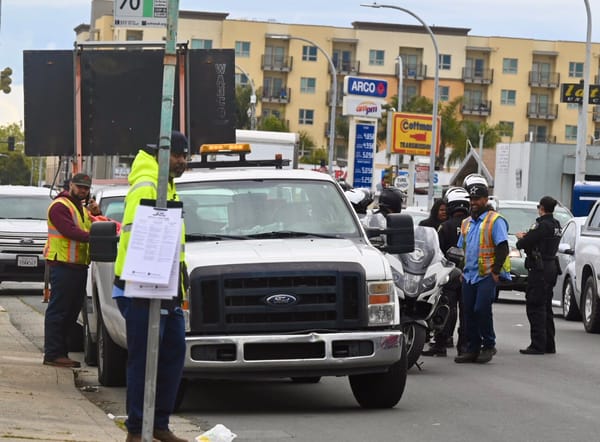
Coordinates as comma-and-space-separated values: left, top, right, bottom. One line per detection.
97, 312, 127, 386
291, 377, 321, 384
582, 275, 600, 333
349, 343, 407, 409
403, 323, 427, 369
562, 277, 581, 321
83, 308, 98, 366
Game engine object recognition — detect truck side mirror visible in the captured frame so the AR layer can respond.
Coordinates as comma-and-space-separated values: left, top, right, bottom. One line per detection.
89, 221, 118, 262
382, 213, 414, 254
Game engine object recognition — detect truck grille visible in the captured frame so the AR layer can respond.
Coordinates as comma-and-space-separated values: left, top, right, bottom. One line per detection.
189, 262, 366, 333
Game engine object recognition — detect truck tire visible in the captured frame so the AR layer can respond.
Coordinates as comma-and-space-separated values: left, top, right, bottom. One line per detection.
403, 323, 427, 369
82, 307, 98, 366
582, 275, 600, 333
562, 277, 581, 321
349, 343, 407, 409
97, 312, 127, 386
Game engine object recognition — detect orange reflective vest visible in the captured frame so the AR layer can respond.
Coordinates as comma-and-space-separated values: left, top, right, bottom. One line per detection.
461, 211, 510, 276
44, 197, 92, 265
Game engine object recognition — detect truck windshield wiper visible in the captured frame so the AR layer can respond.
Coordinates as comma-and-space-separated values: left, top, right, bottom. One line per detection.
246, 230, 339, 239
185, 233, 250, 241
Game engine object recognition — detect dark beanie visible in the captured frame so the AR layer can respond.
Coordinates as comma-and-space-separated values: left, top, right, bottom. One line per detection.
170, 131, 189, 155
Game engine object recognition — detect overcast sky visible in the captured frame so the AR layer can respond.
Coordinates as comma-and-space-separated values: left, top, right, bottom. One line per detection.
1, 0, 598, 125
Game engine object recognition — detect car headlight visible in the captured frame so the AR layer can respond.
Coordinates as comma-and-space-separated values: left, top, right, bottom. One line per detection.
367, 281, 396, 325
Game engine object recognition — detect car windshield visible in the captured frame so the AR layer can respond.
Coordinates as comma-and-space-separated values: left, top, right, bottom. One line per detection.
0, 195, 50, 220
498, 206, 572, 234
99, 196, 126, 223
177, 179, 360, 240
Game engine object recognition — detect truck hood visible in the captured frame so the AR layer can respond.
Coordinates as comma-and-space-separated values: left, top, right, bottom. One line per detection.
0, 219, 47, 235
185, 238, 391, 281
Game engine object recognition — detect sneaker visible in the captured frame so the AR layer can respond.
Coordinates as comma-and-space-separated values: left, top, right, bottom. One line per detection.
422, 346, 447, 357
476, 347, 495, 363
153, 428, 187, 442
454, 352, 479, 363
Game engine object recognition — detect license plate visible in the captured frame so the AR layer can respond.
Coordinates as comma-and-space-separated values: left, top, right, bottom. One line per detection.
17, 256, 38, 267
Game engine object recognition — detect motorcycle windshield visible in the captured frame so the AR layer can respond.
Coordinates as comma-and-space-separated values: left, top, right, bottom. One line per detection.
397, 226, 444, 275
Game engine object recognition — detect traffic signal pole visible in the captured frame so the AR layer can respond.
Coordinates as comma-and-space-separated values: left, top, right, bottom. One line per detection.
142, 1, 180, 441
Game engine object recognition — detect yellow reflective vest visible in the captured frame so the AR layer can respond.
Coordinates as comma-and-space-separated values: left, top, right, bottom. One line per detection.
44, 197, 92, 265
460, 211, 510, 276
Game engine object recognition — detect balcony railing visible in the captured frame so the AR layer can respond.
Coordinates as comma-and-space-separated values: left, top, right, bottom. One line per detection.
462, 67, 494, 84
261, 54, 293, 72
524, 133, 556, 143
461, 100, 492, 116
333, 59, 360, 75
259, 86, 291, 104
400, 63, 427, 80
528, 71, 560, 88
326, 90, 343, 107
526, 102, 558, 120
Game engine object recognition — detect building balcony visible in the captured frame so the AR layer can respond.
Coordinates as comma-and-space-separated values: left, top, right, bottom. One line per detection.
259, 86, 291, 104
528, 71, 560, 88
526, 102, 558, 120
461, 100, 492, 116
524, 133, 556, 143
399, 63, 426, 80
326, 90, 343, 107
333, 59, 360, 75
261, 54, 293, 72
462, 67, 493, 84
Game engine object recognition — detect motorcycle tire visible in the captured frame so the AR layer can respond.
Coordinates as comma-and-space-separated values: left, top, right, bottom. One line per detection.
402, 323, 427, 369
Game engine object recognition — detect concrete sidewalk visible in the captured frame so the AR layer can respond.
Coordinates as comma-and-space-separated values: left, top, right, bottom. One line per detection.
0, 304, 125, 441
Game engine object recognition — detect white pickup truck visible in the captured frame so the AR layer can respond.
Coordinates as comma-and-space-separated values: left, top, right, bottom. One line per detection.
575, 199, 600, 333
84, 155, 414, 409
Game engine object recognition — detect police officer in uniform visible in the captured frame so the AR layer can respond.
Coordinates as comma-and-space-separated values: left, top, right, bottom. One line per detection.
422, 187, 470, 356
516, 196, 562, 355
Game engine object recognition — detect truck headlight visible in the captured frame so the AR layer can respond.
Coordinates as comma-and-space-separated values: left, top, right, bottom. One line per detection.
367, 281, 396, 325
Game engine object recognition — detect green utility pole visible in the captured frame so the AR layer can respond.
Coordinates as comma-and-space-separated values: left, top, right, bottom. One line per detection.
142, 1, 180, 440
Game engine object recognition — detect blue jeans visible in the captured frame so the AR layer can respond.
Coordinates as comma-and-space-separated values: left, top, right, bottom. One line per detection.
462, 275, 497, 353
44, 264, 87, 360
116, 296, 185, 434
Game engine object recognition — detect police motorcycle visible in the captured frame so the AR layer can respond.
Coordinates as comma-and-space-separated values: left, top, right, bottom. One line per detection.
385, 226, 463, 368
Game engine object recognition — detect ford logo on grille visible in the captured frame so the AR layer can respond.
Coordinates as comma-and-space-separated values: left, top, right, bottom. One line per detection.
265, 294, 298, 306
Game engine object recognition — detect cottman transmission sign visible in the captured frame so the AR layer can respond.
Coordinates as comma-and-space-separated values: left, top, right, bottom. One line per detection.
391, 112, 441, 157
114, 0, 168, 28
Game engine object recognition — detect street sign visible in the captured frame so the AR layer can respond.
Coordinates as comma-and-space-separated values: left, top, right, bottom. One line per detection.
344, 76, 388, 98
560, 83, 600, 104
391, 112, 441, 157
395, 171, 409, 192
114, 0, 168, 28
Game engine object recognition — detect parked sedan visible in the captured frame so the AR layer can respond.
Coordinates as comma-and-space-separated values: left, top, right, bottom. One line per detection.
552, 217, 586, 320
495, 199, 573, 296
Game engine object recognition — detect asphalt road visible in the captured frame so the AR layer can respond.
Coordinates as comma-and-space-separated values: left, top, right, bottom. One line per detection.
2, 283, 600, 442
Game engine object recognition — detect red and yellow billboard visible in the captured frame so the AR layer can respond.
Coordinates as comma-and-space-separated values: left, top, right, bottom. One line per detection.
391, 112, 441, 157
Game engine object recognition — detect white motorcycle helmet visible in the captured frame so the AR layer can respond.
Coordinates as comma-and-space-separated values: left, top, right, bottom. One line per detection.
345, 188, 374, 215
445, 186, 470, 216
462, 173, 488, 190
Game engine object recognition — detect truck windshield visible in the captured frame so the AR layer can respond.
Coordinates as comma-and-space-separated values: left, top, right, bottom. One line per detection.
177, 179, 361, 239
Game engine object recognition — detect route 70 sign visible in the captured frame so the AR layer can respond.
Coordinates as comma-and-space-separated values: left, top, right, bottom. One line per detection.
114, 0, 168, 27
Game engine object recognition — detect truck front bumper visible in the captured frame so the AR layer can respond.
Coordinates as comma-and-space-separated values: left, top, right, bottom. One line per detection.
183, 330, 403, 379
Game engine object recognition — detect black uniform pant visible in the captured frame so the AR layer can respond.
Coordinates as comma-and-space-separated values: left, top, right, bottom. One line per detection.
525, 262, 558, 352
432, 281, 467, 352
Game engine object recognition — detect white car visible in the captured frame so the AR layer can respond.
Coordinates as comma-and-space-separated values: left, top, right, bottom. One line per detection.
0, 185, 53, 285
552, 217, 586, 320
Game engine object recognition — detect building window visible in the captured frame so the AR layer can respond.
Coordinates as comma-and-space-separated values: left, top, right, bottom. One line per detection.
438, 86, 450, 101
369, 49, 385, 66
501, 89, 517, 105
235, 73, 249, 86
565, 125, 578, 141
300, 77, 316, 94
302, 46, 318, 61
235, 41, 251, 58
262, 109, 281, 120
567, 103, 579, 110
126, 30, 143, 41
569, 62, 584, 78
502, 58, 518, 74
299, 109, 314, 125
191, 39, 212, 49
499, 121, 514, 137
439, 54, 451, 70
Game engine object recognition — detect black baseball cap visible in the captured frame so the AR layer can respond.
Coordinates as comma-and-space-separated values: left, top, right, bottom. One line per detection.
71, 173, 92, 188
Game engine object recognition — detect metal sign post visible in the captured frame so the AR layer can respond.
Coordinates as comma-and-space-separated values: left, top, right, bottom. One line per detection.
141, 0, 179, 441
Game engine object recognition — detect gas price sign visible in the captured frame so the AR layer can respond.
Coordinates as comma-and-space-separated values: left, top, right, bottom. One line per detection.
352, 123, 376, 188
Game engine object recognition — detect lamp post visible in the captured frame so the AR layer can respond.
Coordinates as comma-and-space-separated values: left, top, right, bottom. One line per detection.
270, 34, 337, 176
362, 2, 439, 209
235, 64, 257, 130
575, 0, 592, 184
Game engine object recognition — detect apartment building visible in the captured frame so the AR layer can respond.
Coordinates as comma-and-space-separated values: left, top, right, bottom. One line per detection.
78, 3, 600, 163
